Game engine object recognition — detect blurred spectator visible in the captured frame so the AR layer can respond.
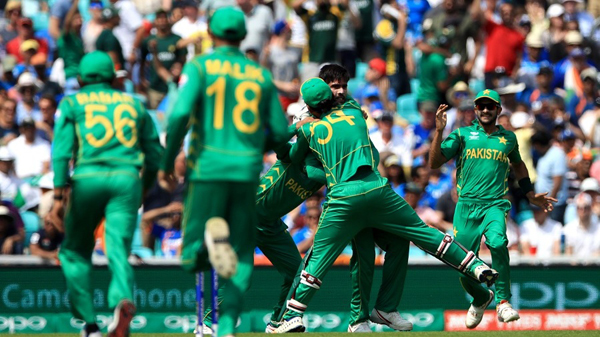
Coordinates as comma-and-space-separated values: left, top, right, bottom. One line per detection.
370, 112, 412, 167
406, 101, 437, 166
7, 117, 51, 180
293, 0, 344, 80
6, 17, 49, 64
475, 0, 525, 88
261, 20, 300, 112
1, 56, 18, 89
383, 154, 406, 195
29, 214, 63, 259
96, 6, 125, 71
0, 146, 19, 201
404, 181, 444, 231
564, 177, 600, 224
564, 193, 600, 259
0, 1, 22, 48
57, 0, 85, 95
0, 205, 23, 254
567, 67, 599, 124
293, 206, 320, 253
436, 168, 457, 230
0, 99, 19, 145
510, 111, 536, 182
518, 32, 547, 90
562, 0, 595, 38
15, 73, 42, 124
140, 9, 186, 109
111, 0, 146, 67
496, 79, 525, 114
172, 0, 209, 61
148, 202, 183, 258
13, 39, 41, 79
542, 4, 566, 64
373, 0, 411, 96
352, 0, 376, 61
416, 26, 453, 105
359, 58, 396, 111
336, 0, 361, 77
82, 0, 105, 53
238, 0, 275, 59
579, 97, 600, 146
520, 205, 562, 259
527, 63, 563, 130
445, 97, 476, 136
532, 131, 568, 223
423, 168, 452, 209
36, 95, 56, 142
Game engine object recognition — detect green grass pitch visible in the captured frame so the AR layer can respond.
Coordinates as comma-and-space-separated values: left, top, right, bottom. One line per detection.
12, 332, 598, 337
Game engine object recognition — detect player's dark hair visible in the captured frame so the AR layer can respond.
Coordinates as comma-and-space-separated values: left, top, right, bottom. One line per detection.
531, 131, 552, 147
319, 64, 350, 85
311, 97, 336, 116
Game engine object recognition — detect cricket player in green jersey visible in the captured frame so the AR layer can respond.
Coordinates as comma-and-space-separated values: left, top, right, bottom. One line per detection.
157, 7, 291, 337
429, 89, 557, 329
273, 78, 499, 333
51, 51, 163, 337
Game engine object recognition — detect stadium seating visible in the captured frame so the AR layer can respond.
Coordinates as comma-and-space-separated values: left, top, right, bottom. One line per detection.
397, 94, 421, 124
347, 78, 365, 97
355, 62, 368, 81
21, 211, 41, 248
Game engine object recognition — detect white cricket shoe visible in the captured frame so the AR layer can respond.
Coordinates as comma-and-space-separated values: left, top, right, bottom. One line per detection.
473, 264, 499, 286
272, 316, 305, 333
193, 324, 213, 336
465, 289, 494, 329
107, 300, 136, 337
347, 321, 372, 332
370, 309, 413, 331
205, 217, 238, 279
265, 321, 279, 333
497, 300, 520, 323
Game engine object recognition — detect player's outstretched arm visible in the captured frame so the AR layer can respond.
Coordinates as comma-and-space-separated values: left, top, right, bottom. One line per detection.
512, 160, 557, 212
139, 103, 164, 192
429, 104, 450, 169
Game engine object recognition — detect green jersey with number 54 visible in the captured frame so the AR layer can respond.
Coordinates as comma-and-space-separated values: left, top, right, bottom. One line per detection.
288, 101, 378, 189
162, 46, 290, 182
53, 83, 163, 188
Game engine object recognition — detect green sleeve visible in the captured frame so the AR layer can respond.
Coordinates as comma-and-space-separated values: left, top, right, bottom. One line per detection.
264, 75, 293, 148
305, 153, 326, 184
288, 126, 311, 165
175, 39, 187, 62
95, 33, 103, 50
434, 54, 448, 83
138, 102, 164, 190
440, 128, 462, 160
140, 37, 149, 62
508, 135, 523, 164
52, 98, 76, 188
161, 61, 202, 172
106, 33, 120, 52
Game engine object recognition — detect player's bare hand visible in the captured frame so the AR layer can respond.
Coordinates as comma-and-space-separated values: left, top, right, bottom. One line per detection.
527, 192, 557, 212
296, 117, 317, 129
435, 104, 449, 131
1, 237, 14, 254
158, 170, 177, 193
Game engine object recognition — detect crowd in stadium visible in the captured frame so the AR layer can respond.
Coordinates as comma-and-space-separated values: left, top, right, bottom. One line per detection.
0, 0, 598, 263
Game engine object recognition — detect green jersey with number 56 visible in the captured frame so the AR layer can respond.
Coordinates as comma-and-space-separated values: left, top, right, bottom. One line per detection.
53, 83, 163, 188
288, 100, 378, 188
162, 46, 290, 182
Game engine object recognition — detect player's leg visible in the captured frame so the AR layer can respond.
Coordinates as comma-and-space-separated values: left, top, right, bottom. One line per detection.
369, 230, 412, 331
103, 173, 142, 337
256, 221, 303, 329
453, 201, 491, 307
369, 186, 496, 283
348, 229, 376, 331
218, 181, 258, 337
481, 201, 519, 323
58, 177, 108, 329
276, 197, 365, 332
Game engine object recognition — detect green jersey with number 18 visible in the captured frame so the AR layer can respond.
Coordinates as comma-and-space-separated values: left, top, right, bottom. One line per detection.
161, 46, 291, 182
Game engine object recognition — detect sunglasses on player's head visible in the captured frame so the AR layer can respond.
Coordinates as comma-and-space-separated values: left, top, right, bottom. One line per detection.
475, 103, 498, 111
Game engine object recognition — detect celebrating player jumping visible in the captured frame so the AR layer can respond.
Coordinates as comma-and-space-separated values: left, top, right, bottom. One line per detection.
429, 89, 557, 329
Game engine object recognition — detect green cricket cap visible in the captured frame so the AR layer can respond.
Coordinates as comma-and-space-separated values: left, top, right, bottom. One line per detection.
101, 6, 119, 21
79, 51, 115, 83
209, 7, 247, 41
474, 89, 501, 105
301, 78, 332, 108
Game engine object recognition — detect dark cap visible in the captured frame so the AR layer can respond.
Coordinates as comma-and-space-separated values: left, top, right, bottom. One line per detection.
405, 182, 423, 194
538, 61, 553, 75
420, 101, 437, 113
377, 112, 395, 122
20, 117, 35, 127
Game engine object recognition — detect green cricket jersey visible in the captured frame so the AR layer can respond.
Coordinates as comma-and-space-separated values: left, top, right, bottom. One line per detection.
289, 100, 377, 188
297, 6, 342, 64
255, 160, 323, 234
57, 31, 84, 80
140, 33, 186, 93
53, 83, 163, 188
162, 46, 290, 182
440, 120, 522, 200
96, 29, 125, 69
